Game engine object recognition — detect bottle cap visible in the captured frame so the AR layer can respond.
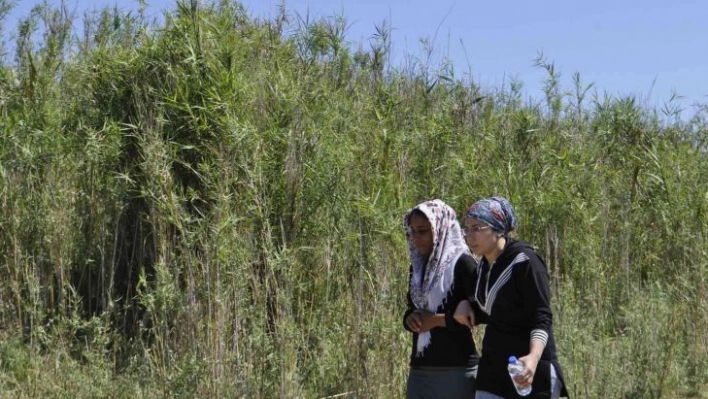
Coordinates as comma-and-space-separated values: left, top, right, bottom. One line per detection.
509, 356, 517, 363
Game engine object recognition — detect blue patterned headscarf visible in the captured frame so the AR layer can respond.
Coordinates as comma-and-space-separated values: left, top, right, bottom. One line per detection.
465, 196, 518, 236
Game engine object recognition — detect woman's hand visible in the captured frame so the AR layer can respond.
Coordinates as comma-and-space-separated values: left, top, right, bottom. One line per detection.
514, 353, 541, 387
405, 311, 423, 332
405, 310, 441, 332
453, 300, 475, 328
416, 310, 441, 332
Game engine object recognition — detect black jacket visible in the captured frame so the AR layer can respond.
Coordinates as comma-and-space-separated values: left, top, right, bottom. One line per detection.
403, 253, 480, 368
471, 239, 568, 398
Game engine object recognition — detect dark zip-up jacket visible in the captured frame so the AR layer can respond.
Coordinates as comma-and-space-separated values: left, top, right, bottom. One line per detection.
470, 239, 568, 398
403, 253, 480, 368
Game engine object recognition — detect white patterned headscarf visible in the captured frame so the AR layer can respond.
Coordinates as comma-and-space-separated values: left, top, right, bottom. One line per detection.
404, 199, 471, 356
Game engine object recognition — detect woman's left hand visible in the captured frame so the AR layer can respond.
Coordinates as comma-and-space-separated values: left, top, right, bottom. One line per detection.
453, 300, 475, 328
415, 310, 439, 332
515, 353, 541, 387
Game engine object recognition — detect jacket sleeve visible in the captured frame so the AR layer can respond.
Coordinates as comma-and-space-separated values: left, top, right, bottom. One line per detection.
444, 254, 478, 331
519, 249, 553, 347
402, 264, 416, 332
470, 300, 489, 326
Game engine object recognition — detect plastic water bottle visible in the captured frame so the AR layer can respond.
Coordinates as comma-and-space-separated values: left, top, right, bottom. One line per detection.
508, 356, 532, 396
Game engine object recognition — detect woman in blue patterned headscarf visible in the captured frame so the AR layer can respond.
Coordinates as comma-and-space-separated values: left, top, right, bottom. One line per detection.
455, 196, 569, 399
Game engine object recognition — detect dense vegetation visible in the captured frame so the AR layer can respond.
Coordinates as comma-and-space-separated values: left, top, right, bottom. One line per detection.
0, 0, 706, 397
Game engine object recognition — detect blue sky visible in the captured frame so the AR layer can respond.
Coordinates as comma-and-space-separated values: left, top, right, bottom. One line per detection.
6, 0, 708, 117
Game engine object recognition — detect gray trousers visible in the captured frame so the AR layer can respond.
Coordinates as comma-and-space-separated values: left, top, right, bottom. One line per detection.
406, 365, 478, 399
475, 364, 561, 399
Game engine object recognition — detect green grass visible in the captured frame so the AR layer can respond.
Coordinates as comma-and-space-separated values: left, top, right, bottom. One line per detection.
0, 0, 707, 397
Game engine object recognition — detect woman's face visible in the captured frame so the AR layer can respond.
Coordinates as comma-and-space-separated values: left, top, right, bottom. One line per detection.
463, 218, 498, 257
408, 213, 434, 257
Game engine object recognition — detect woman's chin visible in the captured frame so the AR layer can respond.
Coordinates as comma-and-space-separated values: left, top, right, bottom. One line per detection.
417, 251, 431, 258
469, 247, 483, 257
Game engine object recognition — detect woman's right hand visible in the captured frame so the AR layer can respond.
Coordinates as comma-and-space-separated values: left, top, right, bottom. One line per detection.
453, 300, 475, 328
405, 311, 423, 332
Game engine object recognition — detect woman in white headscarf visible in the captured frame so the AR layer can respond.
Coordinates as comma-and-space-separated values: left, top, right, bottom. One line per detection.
402, 199, 479, 399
